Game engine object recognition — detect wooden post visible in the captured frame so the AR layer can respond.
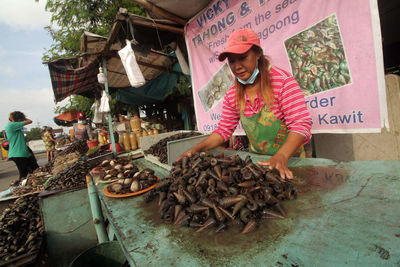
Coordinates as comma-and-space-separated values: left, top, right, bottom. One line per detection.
130, 0, 187, 25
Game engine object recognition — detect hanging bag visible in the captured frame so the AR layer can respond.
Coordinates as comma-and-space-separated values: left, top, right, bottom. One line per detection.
118, 40, 146, 88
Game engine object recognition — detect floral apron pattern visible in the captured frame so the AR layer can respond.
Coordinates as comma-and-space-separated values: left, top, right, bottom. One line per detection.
240, 104, 305, 157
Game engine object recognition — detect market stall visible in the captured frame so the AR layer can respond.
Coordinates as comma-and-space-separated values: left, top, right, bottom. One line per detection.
93, 151, 400, 266
2, 0, 398, 266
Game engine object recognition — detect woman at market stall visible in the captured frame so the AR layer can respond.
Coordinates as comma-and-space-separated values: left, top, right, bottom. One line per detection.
179, 28, 312, 179
5, 111, 39, 182
71, 112, 94, 142
42, 126, 56, 162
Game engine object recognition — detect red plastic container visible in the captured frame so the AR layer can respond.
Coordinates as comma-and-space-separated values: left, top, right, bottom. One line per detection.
109, 142, 123, 153
87, 140, 99, 148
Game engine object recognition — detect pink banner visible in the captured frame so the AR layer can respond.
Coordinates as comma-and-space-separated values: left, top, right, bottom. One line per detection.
185, 0, 385, 134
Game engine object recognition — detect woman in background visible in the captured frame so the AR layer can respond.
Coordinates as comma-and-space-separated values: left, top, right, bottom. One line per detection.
42, 126, 56, 162
71, 112, 94, 142
5, 111, 39, 182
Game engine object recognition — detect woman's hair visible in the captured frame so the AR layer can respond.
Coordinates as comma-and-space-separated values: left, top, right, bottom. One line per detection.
235, 46, 274, 112
10, 111, 26, 122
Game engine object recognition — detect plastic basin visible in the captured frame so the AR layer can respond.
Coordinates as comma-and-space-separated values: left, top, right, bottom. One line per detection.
69, 241, 126, 267
87, 140, 99, 148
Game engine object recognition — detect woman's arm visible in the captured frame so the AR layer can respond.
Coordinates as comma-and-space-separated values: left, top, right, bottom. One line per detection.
259, 72, 311, 179
258, 132, 305, 179
177, 132, 224, 161
23, 119, 32, 126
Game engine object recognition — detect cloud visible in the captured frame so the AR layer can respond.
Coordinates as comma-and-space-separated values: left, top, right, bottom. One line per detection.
0, 0, 52, 31
0, 65, 17, 78
0, 87, 60, 131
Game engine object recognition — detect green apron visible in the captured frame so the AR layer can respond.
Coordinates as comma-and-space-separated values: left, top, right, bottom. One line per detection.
240, 104, 305, 158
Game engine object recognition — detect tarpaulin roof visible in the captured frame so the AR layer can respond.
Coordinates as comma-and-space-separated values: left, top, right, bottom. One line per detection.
46, 0, 215, 104
142, 0, 211, 20
80, 30, 175, 88
116, 62, 183, 105
48, 57, 100, 103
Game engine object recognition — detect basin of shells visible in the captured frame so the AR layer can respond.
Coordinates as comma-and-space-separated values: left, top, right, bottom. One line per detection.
144, 152, 296, 234
0, 195, 44, 263
94, 157, 139, 182
45, 160, 91, 191
107, 168, 159, 195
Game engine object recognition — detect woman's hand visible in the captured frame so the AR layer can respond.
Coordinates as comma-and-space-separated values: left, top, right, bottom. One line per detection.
177, 148, 197, 162
258, 153, 293, 179
176, 133, 224, 162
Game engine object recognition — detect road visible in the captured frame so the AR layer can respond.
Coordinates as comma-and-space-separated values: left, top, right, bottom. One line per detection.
0, 153, 48, 191
0, 153, 48, 211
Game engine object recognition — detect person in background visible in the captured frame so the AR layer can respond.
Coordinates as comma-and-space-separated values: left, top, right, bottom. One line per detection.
71, 112, 94, 142
42, 126, 56, 162
5, 111, 39, 183
179, 28, 312, 179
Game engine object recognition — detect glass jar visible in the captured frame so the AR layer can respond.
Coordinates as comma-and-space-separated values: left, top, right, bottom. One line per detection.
130, 114, 141, 133
129, 132, 137, 150
122, 132, 131, 151
136, 132, 142, 148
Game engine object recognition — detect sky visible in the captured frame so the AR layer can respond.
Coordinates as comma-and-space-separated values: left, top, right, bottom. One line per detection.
0, 0, 68, 132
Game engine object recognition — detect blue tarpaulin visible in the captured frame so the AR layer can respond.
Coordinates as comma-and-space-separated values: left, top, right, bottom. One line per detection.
115, 63, 185, 105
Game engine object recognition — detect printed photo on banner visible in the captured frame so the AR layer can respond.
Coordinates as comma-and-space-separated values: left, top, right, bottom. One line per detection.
285, 14, 352, 96
198, 63, 234, 112
185, 0, 386, 134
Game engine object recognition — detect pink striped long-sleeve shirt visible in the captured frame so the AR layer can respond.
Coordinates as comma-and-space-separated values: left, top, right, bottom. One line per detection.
213, 66, 312, 144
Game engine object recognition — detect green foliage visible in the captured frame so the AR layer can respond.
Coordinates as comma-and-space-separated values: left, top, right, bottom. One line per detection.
164, 76, 192, 98
54, 95, 95, 119
25, 127, 43, 142
108, 94, 139, 116
43, 0, 145, 61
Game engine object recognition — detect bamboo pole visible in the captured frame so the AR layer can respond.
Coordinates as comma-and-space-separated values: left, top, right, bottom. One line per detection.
86, 174, 109, 244
103, 58, 117, 156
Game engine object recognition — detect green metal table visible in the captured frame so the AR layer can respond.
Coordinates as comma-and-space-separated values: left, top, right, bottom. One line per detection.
95, 152, 400, 266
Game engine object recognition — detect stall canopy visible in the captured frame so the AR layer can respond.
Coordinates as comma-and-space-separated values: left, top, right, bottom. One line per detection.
53, 110, 79, 126
46, 0, 215, 104
116, 62, 184, 105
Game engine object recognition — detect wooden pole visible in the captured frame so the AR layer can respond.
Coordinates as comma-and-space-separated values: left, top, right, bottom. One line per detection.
130, 0, 187, 25
129, 16, 184, 34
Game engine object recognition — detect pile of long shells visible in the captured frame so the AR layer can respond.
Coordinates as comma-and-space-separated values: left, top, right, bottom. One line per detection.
86, 148, 111, 159
9, 165, 53, 196
107, 168, 158, 195
96, 157, 139, 182
10, 171, 51, 197
144, 132, 202, 164
57, 140, 88, 157
45, 160, 90, 191
0, 195, 44, 263
52, 151, 81, 176
149, 152, 296, 234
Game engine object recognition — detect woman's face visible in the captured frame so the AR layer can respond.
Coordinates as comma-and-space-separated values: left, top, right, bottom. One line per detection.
9, 114, 14, 122
227, 49, 261, 81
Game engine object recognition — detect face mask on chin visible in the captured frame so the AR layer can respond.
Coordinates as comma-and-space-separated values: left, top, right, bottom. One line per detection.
237, 64, 260, 85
